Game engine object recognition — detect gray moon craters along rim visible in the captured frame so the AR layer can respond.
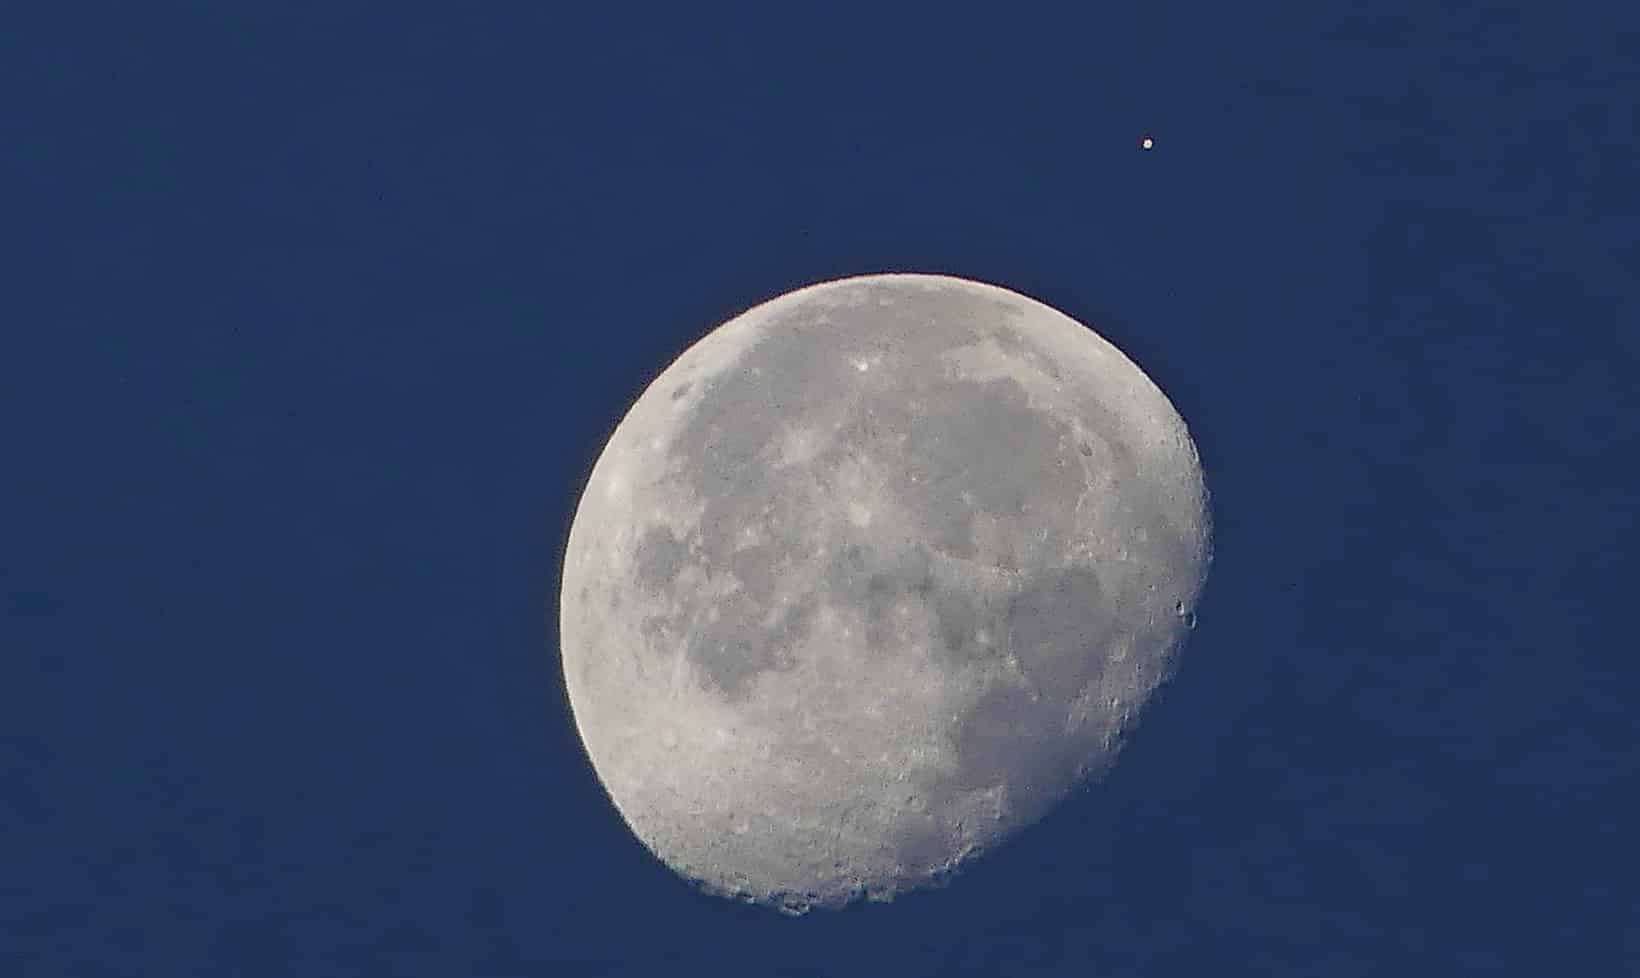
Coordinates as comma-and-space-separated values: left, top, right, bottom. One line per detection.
558, 273, 1211, 915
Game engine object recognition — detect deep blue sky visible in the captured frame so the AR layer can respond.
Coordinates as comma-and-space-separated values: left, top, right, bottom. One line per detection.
6, 3, 1635, 975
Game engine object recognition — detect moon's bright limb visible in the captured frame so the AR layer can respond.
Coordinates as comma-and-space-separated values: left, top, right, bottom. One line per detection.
558, 273, 1211, 914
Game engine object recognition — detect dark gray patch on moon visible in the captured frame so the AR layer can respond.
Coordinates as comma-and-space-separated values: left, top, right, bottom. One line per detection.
946, 565, 1129, 823
633, 525, 688, 589
728, 543, 783, 605
685, 589, 812, 699
1006, 565, 1115, 700
928, 578, 1003, 667
948, 679, 1084, 826
888, 375, 1085, 567
822, 543, 938, 656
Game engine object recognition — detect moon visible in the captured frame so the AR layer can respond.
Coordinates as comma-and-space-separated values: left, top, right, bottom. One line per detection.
558, 273, 1211, 914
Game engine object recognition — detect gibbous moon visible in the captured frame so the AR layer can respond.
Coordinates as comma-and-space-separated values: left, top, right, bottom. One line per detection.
559, 273, 1211, 914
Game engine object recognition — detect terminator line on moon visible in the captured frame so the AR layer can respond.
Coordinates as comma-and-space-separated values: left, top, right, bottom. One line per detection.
558, 273, 1211, 914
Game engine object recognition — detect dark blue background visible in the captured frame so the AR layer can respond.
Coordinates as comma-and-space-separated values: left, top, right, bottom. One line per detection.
6, 3, 1635, 974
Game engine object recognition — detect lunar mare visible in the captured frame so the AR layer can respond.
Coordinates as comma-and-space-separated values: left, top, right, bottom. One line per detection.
559, 274, 1210, 914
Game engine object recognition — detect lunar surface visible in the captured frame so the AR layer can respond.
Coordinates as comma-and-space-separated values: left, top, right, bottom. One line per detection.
558, 273, 1210, 914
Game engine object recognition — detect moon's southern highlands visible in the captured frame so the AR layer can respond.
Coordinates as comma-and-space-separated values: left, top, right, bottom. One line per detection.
559, 273, 1210, 914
